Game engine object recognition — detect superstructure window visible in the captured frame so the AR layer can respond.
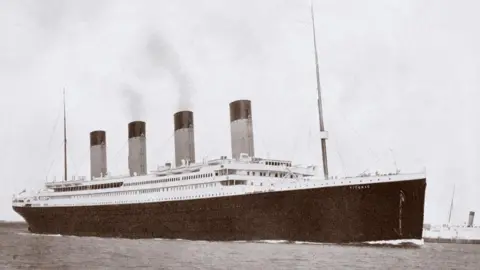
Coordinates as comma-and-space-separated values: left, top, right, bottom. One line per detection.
53, 182, 123, 192
220, 180, 247, 186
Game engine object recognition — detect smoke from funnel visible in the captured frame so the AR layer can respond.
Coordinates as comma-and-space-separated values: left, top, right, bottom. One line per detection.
145, 32, 192, 110
121, 83, 145, 121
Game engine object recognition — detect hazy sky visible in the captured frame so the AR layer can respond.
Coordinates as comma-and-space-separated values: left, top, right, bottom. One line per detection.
1, 0, 478, 224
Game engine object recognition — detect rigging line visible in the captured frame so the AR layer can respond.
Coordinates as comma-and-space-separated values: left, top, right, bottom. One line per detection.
289, 125, 303, 163
448, 183, 456, 224
259, 132, 270, 158
364, 154, 383, 175
75, 147, 96, 175
44, 141, 66, 177
152, 132, 175, 164
199, 131, 226, 162
290, 107, 315, 163
63, 88, 67, 182
45, 159, 58, 180
389, 148, 399, 172
331, 135, 348, 178
45, 109, 62, 153
42, 98, 64, 172
111, 139, 129, 174
337, 108, 382, 171
67, 151, 80, 179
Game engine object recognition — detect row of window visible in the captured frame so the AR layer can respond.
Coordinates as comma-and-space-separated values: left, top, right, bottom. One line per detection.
42, 182, 240, 200
53, 182, 123, 192
38, 192, 245, 207
220, 180, 247, 186
51, 169, 297, 194
264, 161, 292, 167
247, 171, 295, 178
125, 177, 181, 187
124, 173, 215, 187
218, 169, 295, 178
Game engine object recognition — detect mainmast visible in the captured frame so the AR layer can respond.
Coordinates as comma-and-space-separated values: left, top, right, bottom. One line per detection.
447, 184, 455, 224
310, 1, 329, 179
63, 88, 68, 182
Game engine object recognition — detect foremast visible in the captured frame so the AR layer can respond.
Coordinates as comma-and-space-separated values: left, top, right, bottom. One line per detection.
310, 1, 329, 180
63, 88, 68, 182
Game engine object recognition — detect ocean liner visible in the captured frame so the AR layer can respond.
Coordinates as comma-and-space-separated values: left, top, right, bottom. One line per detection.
11, 6, 427, 243
423, 211, 480, 244
423, 186, 479, 244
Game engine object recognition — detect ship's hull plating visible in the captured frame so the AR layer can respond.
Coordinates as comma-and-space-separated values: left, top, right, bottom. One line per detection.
13, 179, 426, 243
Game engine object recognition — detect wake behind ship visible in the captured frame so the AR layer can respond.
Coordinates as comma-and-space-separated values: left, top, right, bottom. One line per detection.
11, 6, 427, 244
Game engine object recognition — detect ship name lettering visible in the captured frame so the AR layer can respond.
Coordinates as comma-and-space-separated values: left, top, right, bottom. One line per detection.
349, 185, 371, 190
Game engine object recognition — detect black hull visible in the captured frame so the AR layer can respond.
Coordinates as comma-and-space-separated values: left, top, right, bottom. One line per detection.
13, 179, 426, 243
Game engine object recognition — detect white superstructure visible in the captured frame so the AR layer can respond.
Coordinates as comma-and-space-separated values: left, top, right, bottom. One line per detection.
12, 153, 425, 209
